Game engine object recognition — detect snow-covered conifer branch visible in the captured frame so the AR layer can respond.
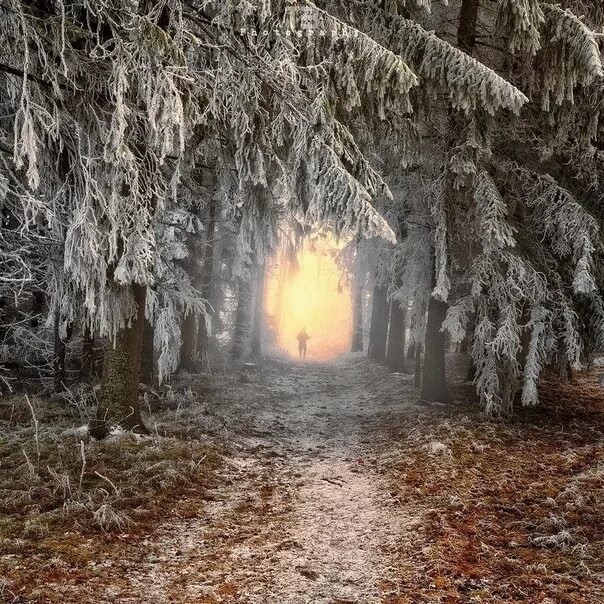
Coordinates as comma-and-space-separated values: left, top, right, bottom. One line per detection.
528, 175, 601, 295
290, 0, 419, 118
302, 137, 397, 242
333, 1, 528, 115
536, 4, 604, 109
495, 0, 544, 56
473, 171, 516, 252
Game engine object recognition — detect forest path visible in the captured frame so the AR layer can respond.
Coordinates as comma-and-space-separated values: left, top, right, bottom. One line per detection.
122, 355, 423, 603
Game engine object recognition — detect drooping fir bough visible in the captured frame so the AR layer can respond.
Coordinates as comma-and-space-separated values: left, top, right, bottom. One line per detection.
336, 0, 603, 412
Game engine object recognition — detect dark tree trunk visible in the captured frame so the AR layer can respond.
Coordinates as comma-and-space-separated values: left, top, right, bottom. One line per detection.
30, 290, 45, 328
418, 0, 480, 403
350, 279, 364, 352
466, 360, 476, 382
179, 311, 197, 372
231, 276, 251, 361
81, 325, 95, 379
197, 197, 218, 368
421, 278, 450, 402
454, 0, 479, 376
53, 313, 72, 392
457, 0, 479, 54
386, 301, 406, 372
140, 318, 154, 384
462, 322, 476, 382
251, 262, 266, 357
414, 342, 422, 388
367, 285, 388, 362
92, 284, 147, 437
93, 0, 165, 433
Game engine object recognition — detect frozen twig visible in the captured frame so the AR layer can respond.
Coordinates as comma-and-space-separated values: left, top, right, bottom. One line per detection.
25, 394, 40, 473
94, 470, 120, 497
78, 440, 86, 495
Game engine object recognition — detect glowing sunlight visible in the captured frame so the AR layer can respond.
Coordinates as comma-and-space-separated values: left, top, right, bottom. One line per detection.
265, 234, 352, 360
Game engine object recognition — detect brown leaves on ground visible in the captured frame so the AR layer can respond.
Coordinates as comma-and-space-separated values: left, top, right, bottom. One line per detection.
383, 368, 604, 603
0, 388, 226, 601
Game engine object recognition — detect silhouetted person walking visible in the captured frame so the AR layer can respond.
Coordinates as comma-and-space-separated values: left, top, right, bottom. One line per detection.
297, 327, 311, 358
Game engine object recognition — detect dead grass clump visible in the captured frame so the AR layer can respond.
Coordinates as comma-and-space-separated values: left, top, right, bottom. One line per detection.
0, 392, 225, 601
0, 395, 223, 541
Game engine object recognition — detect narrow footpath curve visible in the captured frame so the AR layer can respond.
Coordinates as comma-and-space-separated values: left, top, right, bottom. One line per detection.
57, 357, 425, 603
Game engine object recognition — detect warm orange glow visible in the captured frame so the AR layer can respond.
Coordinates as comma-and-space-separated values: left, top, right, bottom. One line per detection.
265, 235, 352, 360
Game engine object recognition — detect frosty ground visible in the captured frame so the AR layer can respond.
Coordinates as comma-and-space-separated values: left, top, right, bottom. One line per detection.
2, 355, 604, 603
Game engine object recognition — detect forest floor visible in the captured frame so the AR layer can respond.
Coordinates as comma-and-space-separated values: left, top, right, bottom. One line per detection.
2, 354, 604, 603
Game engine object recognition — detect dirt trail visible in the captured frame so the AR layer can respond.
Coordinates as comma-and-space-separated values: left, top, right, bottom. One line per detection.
111, 357, 421, 603
8, 356, 604, 603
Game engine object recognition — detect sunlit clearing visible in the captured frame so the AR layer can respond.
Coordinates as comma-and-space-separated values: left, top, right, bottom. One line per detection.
265, 234, 352, 360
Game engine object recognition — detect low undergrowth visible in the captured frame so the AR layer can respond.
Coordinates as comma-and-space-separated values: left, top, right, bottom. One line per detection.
385, 369, 604, 603
0, 365, 276, 547
0, 380, 229, 599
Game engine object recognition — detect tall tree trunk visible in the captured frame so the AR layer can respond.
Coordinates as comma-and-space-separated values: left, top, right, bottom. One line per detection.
179, 310, 197, 372
414, 342, 422, 388
92, 284, 147, 437
417, 0, 478, 403
81, 325, 95, 379
251, 262, 266, 357
458, 0, 479, 54
231, 277, 251, 361
53, 312, 72, 392
421, 268, 450, 402
197, 197, 217, 369
442, 0, 480, 392
386, 301, 406, 372
140, 318, 154, 384
350, 279, 364, 352
93, 0, 165, 432
367, 285, 388, 362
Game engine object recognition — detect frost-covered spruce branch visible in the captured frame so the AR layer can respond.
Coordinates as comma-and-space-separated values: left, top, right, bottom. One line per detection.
323, 0, 528, 114
441, 162, 604, 413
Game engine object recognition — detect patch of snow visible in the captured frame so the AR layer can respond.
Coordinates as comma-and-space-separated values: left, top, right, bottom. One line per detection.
424, 441, 452, 456
61, 424, 89, 438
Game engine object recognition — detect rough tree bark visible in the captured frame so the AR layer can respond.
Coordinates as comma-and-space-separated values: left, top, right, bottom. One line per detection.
250, 262, 266, 357
53, 312, 72, 392
418, 0, 479, 403
92, 0, 169, 436
414, 342, 422, 388
386, 301, 406, 372
421, 270, 450, 402
81, 325, 95, 379
92, 284, 147, 437
350, 279, 364, 352
231, 276, 251, 361
179, 310, 197, 372
367, 285, 388, 362
457, 0, 479, 54
140, 318, 154, 384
